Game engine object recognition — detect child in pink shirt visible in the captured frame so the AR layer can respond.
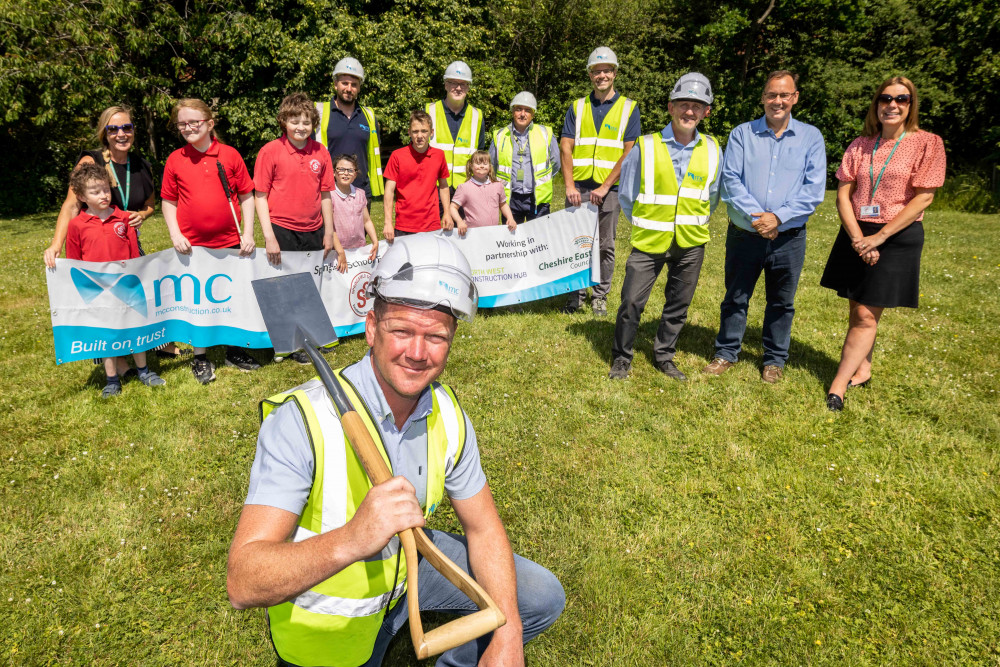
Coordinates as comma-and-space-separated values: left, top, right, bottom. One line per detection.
330, 154, 378, 259
451, 150, 516, 236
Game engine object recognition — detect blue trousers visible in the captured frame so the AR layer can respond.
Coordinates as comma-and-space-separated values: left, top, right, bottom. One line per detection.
277, 530, 564, 667
713, 224, 806, 368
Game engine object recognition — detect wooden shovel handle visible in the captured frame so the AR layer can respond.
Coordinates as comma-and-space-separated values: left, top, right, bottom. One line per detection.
338, 412, 506, 659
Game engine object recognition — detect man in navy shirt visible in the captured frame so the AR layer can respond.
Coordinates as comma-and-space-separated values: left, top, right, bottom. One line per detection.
704, 70, 826, 383
559, 47, 641, 317
314, 57, 383, 204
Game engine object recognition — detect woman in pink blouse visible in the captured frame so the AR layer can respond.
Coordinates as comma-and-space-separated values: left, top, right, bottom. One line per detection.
820, 76, 946, 411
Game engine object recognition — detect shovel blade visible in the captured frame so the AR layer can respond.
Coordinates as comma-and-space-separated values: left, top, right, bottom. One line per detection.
251, 273, 339, 354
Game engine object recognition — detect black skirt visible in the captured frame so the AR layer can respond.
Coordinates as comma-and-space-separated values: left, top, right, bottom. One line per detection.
820, 221, 924, 308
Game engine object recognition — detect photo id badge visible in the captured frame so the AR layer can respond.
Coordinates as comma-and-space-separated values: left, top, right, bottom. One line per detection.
516, 168, 525, 181
860, 205, 881, 217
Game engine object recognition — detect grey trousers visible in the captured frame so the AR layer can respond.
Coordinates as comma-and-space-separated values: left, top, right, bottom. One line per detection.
566, 189, 620, 306
611, 242, 706, 364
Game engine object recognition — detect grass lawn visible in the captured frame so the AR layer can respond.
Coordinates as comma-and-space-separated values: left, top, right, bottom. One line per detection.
1, 178, 998, 665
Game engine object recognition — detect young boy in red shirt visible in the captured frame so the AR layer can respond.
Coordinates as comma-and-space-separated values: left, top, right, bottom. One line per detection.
65, 163, 167, 398
254, 92, 347, 364
382, 109, 452, 241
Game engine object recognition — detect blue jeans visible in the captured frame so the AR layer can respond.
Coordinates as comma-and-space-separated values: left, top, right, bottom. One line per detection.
363, 530, 564, 667
713, 224, 806, 368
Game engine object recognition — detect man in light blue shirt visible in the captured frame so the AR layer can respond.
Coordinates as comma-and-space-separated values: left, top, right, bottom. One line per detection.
610, 72, 722, 381
703, 70, 826, 383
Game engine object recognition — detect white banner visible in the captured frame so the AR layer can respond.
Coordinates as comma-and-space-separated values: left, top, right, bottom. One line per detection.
46, 206, 599, 364
436, 204, 600, 307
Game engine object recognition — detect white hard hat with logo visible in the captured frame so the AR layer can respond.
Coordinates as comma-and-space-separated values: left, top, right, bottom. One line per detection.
443, 61, 473, 83
587, 47, 618, 71
333, 57, 365, 83
510, 91, 537, 111
367, 235, 478, 322
670, 72, 714, 105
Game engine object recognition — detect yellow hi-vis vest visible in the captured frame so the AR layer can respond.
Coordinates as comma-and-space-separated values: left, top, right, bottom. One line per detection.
492, 123, 554, 206
571, 95, 635, 186
426, 100, 482, 187
262, 371, 467, 667
314, 101, 384, 197
630, 132, 720, 253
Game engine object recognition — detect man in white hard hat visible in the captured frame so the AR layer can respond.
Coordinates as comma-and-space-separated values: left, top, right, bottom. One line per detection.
608, 72, 723, 381
314, 56, 383, 205
227, 235, 565, 667
703, 70, 826, 383
489, 92, 561, 223
560, 46, 641, 317
426, 61, 488, 192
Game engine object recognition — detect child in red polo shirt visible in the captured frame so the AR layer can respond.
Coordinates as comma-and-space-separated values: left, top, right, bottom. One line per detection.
161, 98, 260, 384
254, 92, 346, 269
66, 164, 167, 398
382, 109, 451, 241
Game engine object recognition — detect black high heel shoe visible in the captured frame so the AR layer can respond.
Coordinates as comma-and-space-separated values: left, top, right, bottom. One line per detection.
826, 393, 844, 412
847, 377, 871, 389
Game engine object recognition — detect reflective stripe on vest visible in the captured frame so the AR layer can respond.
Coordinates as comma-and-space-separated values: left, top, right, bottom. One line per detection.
630, 132, 719, 253
314, 101, 384, 197
493, 123, 554, 206
262, 374, 467, 667
571, 95, 634, 186
426, 100, 483, 187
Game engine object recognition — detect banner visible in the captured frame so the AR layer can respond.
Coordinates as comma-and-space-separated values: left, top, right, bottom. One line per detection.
45, 205, 599, 364
438, 204, 600, 307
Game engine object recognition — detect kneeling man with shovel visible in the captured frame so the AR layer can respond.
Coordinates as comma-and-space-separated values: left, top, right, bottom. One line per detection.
227, 234, 564, 667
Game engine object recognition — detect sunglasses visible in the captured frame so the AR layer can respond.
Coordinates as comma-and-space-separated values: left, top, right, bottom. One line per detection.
106, 123, 135, 134
877, 94, 912, 105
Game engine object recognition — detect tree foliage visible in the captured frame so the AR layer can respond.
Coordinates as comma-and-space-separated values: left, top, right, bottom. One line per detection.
1, 0, 997, 215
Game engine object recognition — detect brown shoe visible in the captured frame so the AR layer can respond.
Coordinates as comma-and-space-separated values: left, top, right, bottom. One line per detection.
702, 358, 735, 375
761, 365, 783, 383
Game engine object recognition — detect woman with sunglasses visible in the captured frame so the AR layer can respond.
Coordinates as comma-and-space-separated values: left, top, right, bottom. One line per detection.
820, 76, 946, 411
44, 105, 156, 268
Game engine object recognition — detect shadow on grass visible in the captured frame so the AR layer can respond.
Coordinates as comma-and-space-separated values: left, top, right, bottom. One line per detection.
565, 317, 839, 382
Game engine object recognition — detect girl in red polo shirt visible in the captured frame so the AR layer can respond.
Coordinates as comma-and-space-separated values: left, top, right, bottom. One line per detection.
161, 98, 259, 384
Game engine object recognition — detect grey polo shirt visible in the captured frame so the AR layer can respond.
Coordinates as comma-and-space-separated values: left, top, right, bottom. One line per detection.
244, 351, 487, 514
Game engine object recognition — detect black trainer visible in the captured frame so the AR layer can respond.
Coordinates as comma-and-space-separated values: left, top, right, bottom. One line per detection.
191, 358, 216, 384
608, 358, 631, 380
226, 348, 261, 372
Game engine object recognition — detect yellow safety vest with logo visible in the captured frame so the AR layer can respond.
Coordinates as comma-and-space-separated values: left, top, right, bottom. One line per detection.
571, 95, 635, 186
426, 100, 483, 187
630, 132, 720, 253
492, 123, 554, 206
314, 102, 384, 197
262, 371, 467, 667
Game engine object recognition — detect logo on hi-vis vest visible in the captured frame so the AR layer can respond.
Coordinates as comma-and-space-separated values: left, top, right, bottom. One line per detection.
686, 172, 706, 183
71, 268, 147, 317
350, 271, 372, 317
603, 122, 618, 133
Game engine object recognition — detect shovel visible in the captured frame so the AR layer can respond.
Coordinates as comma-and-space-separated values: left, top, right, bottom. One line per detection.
251, 272, 507, 660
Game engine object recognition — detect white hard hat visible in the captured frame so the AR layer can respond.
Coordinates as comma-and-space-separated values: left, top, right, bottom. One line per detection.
670, 72, 714, 104
367, 235, 478, 322
510, 91, 537, 111
587, 47, 618, 71
333, 57, 365, 82
443, 61, 473, 83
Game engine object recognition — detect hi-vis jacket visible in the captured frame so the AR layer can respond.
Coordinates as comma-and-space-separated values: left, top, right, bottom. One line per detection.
314, 102, 384, 197
426, 100, 483, 187
492, 123, 555, 205
262, 372, 467, 667
630, 132, 720, 253
571, 95, 636, 186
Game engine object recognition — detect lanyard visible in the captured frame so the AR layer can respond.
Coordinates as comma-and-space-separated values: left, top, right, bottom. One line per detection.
113, 156, 131, 210
868, 132, 905, 203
